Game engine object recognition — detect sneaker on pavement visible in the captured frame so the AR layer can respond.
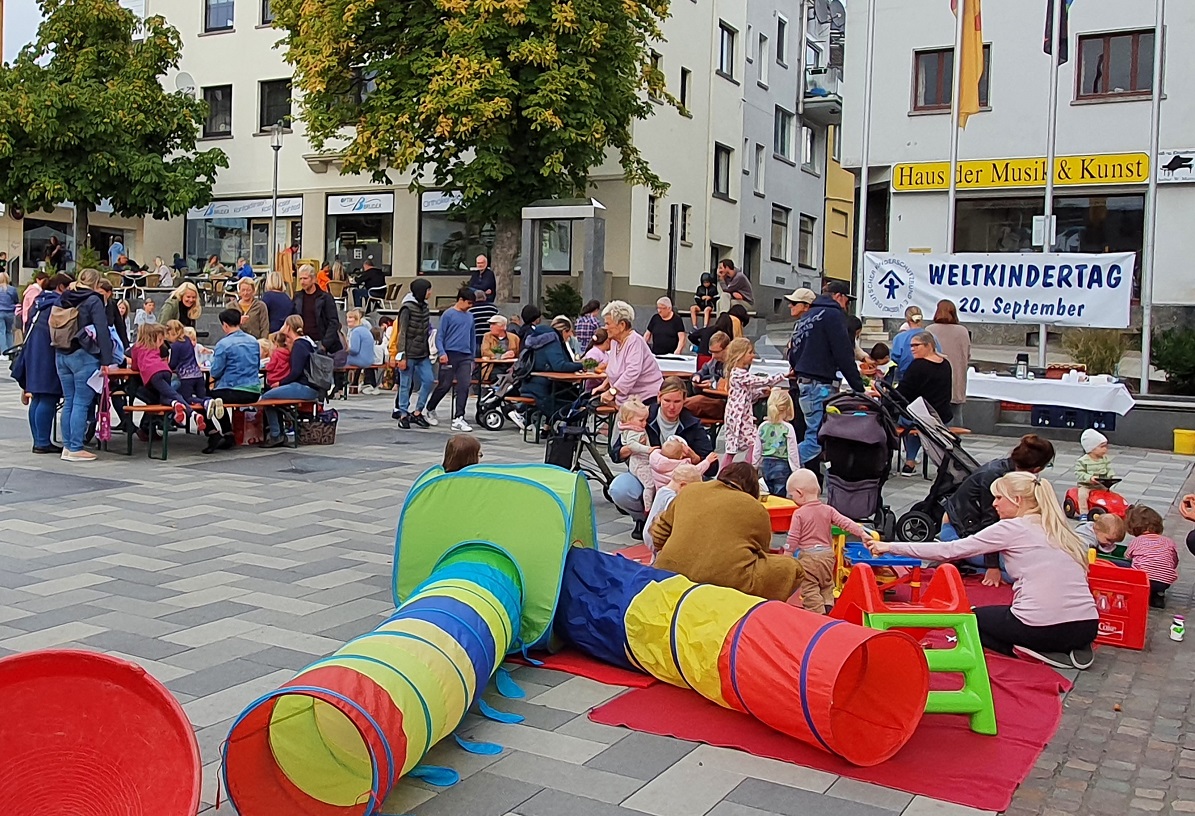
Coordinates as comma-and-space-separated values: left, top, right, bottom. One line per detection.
508, 410, 527, 430
1068, 645, 1095, 670
61, 449, 97, 462
217, 434, 236, 450
631, 519, 645, 541
397, 415, 411, 430
1012, 645, 1073, 670
451, 417, 473, 432
899, 462, 918, 477
410, 413, 430, 429
391, 410, 404, 420
425, 410, 440, 426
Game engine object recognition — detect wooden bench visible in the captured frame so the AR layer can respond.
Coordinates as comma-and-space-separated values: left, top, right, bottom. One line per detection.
896, 426, 972, 479
110, 400, 318, 460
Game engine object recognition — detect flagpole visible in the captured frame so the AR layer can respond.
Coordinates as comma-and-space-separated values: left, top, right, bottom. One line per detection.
854, 0, 877, 299
945, 0, 966, 252
1139, 0, 1165, 395
1039, 0, 1064, 369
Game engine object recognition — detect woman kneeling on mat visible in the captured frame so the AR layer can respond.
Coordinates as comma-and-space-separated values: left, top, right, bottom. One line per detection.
871, 472, 1098, 671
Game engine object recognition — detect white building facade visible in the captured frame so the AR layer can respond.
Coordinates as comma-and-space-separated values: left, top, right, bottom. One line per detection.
840, 0, 1195, 324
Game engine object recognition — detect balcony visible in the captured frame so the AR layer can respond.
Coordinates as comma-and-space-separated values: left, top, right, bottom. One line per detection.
803, 66, 842, 127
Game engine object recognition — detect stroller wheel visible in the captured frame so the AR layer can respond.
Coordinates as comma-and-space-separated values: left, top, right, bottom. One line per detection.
896, 510, 935, 542
881, 510, 897, 541
479, 409, 506, 432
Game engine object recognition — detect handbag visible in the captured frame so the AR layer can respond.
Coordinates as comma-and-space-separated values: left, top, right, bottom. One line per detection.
297, 408, 338, 445
97, 377, 112, 443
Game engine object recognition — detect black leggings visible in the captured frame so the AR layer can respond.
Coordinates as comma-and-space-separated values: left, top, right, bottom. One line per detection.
178, 377, 208, 405
427, 352, 473, 419
146, 372, 192, 414
209, 387, 262, 436
973, 605, 1099, 656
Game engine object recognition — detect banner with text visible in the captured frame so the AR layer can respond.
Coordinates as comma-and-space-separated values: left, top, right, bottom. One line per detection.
861, 252, 1135, 328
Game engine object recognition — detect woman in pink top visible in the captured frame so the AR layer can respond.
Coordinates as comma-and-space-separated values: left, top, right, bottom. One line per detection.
597, 300, 663, 406
873, 472, 1098, 670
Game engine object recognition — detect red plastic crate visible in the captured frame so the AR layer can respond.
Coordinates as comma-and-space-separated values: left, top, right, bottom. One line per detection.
1089, 560, 1150, 650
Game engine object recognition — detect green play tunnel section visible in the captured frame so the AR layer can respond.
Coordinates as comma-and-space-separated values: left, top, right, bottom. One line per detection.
222, 550, 523, 816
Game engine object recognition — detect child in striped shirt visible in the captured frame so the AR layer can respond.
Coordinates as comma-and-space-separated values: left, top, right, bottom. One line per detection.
1124, 504, 1179, 609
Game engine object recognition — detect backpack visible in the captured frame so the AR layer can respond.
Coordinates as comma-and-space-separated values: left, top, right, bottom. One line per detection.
510, 343, 536, 385
304, 343, 335, 396
48, 304, 80, 350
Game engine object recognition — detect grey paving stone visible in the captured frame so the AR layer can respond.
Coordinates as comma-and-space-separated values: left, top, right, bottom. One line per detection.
826, 778, 913, 812
516, 787, 646, 816
490, 750, 643, 804
585, 732, 697, 781
167, 657, 280, 697
411, 771, 541, 816
555, 714, 632, 745
79, 630, 191, 661
726, 778, 896, 816
476, 693, 578, 731
508, 665, 572, 687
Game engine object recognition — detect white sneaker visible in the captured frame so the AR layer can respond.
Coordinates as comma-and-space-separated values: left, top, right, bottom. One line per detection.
508, 410, 527, 430
451, 417, 473, 432
61, 449, 97, 462
362, 386, 378, 395
207, 397, 225, 420
425, 409, 440, 426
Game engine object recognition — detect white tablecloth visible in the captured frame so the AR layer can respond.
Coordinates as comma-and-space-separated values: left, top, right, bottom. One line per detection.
966, 371, 1135, 415
654, 354, 791, 378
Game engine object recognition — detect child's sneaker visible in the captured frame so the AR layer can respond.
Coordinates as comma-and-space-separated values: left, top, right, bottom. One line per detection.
207, 398, 225, 420
172, 402, 187, 426
194, 413, 207, 434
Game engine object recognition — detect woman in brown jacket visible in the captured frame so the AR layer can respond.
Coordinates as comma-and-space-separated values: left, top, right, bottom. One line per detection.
234, 278, 270, 340
651, 463, 802, 601
926, 299, 972, 425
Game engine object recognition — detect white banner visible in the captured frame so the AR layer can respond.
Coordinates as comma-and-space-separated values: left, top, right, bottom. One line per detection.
327, 193, 394, 215
1157, 149, 1195, 184
187, 198, 303, 220
861, 252, 1136, 328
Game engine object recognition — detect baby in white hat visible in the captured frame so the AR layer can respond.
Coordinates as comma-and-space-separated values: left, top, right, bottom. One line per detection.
1075, 429, 1115, 521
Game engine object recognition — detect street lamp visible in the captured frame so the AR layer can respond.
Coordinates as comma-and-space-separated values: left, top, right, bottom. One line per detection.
270, 121, 284, 270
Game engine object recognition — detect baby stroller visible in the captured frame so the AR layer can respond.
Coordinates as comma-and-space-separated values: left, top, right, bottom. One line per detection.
475, 346, 535, 431
874, 379, 981, 542
544, 394, 616, 501
818, 391, 900, 539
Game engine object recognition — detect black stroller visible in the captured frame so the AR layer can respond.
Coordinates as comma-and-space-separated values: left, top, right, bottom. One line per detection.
544, 394, 616, 501
874, 379, 981, 541
818, 391, 900, 539
475, 347, 535, 431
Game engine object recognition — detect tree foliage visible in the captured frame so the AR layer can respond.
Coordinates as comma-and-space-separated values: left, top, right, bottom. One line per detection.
0, 0, 228, 238
271, 0, 674, 300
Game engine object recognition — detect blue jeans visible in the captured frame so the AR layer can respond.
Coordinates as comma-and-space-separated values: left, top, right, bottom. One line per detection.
0, 312, 13, 352
29, 393, 58, 448
900, 417, 921, 464
396, 357, 435, 416
761, 457, 793, 497
609, 471, 646, 521
260, 383, 320, 437
940, 522, 960, 541
797, 381, 835, 465
56, 349, 100, 452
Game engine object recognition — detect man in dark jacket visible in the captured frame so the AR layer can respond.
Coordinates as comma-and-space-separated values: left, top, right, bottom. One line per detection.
353, 261, 388, 309
468, 255, 497, 303
291, 264, 342, 353
390, 277, 434, 427
791, 280, 865, 466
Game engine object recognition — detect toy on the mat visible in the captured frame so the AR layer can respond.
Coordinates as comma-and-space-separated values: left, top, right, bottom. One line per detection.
832, 564, 997, 736
0, 650, 202, 815
1088, 559, 1149, 650
1063, 477, 1129, 520
831, 527, 922, 601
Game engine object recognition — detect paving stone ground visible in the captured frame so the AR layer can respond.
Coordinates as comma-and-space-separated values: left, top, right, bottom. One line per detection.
1, 375, 1193, 816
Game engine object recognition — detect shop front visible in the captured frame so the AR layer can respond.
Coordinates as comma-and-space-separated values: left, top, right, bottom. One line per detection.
326, 192, 394, 273
185, 197, 303, 269
418, 190, 568, 276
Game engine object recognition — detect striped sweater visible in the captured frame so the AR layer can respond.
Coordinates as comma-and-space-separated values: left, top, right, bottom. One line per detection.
1125, 534, 1179, 585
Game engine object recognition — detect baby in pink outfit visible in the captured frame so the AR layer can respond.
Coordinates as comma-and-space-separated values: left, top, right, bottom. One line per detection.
649, 437, 717, 489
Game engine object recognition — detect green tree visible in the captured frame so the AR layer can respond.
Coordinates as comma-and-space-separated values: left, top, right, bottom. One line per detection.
271, 0, 674, 302
0, 0, 228, 258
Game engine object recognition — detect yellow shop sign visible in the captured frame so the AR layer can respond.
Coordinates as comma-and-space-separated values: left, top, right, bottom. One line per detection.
892, 153, 1150, 192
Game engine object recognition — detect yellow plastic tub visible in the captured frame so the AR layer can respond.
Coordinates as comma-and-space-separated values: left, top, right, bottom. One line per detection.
1174, 430, 1195, 455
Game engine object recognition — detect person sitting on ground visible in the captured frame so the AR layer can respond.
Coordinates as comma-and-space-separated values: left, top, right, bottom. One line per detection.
346, 309, 379, 394
1075, 429, 1115, 521
129, 323, 205, 438
755, 389, 801, 496
1075, 513, 1127, 557
1124, 505, 1180, 609
785, 468, 872, 613
644, 462, 703, 556
652, 462, 802, 601
265, 326, 293, 389
691, 272, 719, 328
259, 317, 324, 448
443, 433, 482, 473
165, 319, 222, 424
205, 309, 264, 453
873, 472, 1099, 670
650, 437, 716, 494
722, 337, 788, 466
595, 300, 663, 406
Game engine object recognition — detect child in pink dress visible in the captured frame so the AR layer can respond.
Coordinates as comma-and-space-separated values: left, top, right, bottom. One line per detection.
721, 338, 787, 466
649, 437, 717, 490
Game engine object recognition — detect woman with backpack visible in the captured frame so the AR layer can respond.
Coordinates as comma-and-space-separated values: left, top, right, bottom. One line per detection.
258, 317, 325, 448
52, 268, 115, 462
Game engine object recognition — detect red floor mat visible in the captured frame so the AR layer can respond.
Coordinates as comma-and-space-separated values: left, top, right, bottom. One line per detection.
511, 649, 658, 689
589, 652, 1070, 813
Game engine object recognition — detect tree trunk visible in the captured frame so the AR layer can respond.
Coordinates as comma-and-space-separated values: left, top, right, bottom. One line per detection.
76, 206, 91, 270
492, 216, 521, 305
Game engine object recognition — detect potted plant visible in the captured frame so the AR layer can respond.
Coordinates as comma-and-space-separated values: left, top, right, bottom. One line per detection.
1062, 329, 1128, 377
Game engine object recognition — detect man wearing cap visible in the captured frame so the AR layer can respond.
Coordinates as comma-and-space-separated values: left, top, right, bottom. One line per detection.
479, 313, 519, 382
783, 288, 818, 438
791, 280, 866, 466
890, 306, 939, 379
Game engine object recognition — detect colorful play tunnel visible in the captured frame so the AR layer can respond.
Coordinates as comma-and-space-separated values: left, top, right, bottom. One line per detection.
557, 547, 931, 766
222, 546, 522, 815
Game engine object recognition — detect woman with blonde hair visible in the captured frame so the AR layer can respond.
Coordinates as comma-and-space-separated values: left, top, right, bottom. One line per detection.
158, 281, 203, 329
261, 270, 294, 332
153, 256, 175, 287
872, 472, 1098, 669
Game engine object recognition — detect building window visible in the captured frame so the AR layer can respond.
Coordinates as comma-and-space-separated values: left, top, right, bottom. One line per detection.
798, 214, 816, 267
259, 79, 292, 132
679, 67, 691, 109
776, 16, 789, 65
831, 208, 850, 237
680, 204, 692, 243
774, 107, 794, 162
770, 206, 791, 263
202, 85, 232, 138
806, 42, 822, 69
261, 0, 273, 24
1078, 30, 1154, 100
718, 23, 736, 79
801, 126, 818, 172
205, 0, 234, 32
757, 34, 770, 86
713, 143, 732, 198
753, 144, 765, 194
649, 50, 663, 102
914, 45, 991, 111
647, 194, 659, 236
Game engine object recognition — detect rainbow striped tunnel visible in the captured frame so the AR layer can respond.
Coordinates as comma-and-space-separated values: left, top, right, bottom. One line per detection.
557, 547, 931, 766
222, 548, 522, 816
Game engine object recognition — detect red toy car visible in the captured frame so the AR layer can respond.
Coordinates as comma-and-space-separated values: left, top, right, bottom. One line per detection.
1064, 477, 1130, 520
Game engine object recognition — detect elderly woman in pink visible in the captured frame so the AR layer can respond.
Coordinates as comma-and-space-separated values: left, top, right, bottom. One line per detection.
596, 300, 663, 406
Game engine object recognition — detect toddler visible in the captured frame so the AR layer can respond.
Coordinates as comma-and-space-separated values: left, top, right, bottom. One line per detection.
649, 436, 716, 490
1075, 429, 1115, 520
443, 433, 482, 472
722, 337, 787, 466
129, 324, 204, 434
265, 329, 292, 389
133, 298, 157, 342
690, 272, 719, 328
754, 388, 801, 495
785, 468, 872, 614
618, 397, 656, 507
165, 320, 222, 421
644, 463, 703, 556
1124, 505, 1179, 609
1075, 513, 1126, 556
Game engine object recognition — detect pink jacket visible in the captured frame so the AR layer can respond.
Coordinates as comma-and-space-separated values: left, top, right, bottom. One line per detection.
785, 500, 869, 553
605, 332, 663, 405
649, 448, 713, 489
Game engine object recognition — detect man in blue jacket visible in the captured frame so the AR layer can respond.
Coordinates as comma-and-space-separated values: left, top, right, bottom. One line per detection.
791, 280, 865, 466
426, 287, 479, 432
